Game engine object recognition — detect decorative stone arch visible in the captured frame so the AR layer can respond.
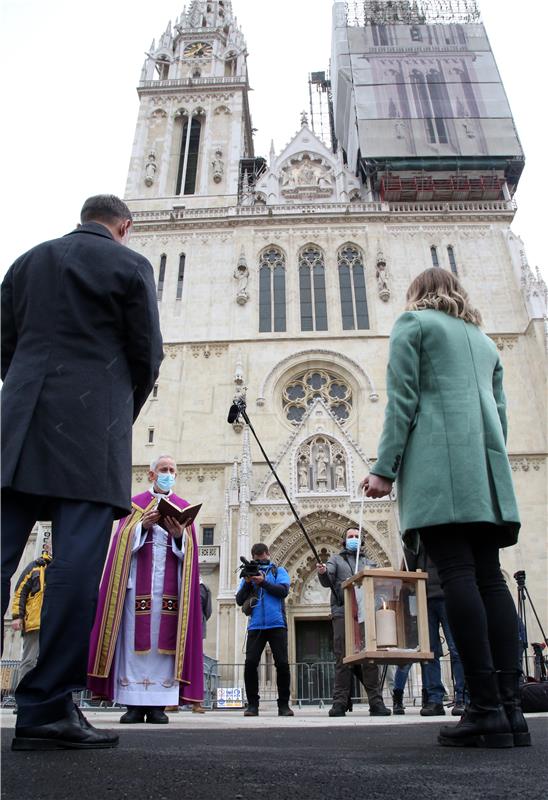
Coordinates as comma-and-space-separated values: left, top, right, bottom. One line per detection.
150, 108, 168, 119
337, 240, 366, 260
173, 107, 191, 119
258, 242, 288, 263
214, 105, 232, 115
297, 241, 326, 261
268, 510, 391, 607
256, 349, 379, 406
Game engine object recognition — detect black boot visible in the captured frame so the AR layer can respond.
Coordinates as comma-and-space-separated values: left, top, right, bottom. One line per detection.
421, 702, 445, 716
145, 707, 169, 724
392, 689, 405, 715
119, 705, 146, 724
438, 672, 513, 749
498, 670, 531, 747
328, 703, 346, 717
369, 700, 391, 716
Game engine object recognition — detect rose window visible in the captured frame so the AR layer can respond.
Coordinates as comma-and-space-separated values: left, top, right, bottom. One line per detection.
282, 370, 352, 425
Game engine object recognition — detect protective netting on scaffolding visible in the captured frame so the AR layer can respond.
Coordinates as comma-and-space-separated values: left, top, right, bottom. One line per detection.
345, 0, 481, 26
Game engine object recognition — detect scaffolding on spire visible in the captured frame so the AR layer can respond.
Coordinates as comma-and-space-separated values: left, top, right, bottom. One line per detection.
308, 71, 337, 153
345, 0, 481, 26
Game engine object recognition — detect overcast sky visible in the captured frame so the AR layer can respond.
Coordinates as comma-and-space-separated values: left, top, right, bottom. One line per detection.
1, 0, 545, 282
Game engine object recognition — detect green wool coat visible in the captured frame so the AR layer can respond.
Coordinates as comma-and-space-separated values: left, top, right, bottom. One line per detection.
370, 309, 520, 548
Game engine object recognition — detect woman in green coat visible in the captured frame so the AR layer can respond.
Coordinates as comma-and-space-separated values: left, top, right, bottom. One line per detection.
362, 268, 529, 749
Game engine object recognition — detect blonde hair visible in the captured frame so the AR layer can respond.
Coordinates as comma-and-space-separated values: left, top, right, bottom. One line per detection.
405, 268, 482, 326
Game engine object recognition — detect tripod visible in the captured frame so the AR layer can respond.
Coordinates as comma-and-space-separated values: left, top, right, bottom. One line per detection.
514, 570, 548, 680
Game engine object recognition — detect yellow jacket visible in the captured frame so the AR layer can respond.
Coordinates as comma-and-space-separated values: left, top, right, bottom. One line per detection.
11, 554, 51, 633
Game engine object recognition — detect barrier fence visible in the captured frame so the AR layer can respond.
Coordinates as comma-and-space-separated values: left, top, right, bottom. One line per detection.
3, 654, 544, 710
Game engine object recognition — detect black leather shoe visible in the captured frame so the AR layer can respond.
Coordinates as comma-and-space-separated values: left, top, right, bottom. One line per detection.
12, 706, 119, 751
145, 707, 169, 724
278, 705, 294, 717
420, 702, 446, 716
328, 703, 346, 717
243, 705, 259, 716
120, 706, 146, 724
369, 701, 391, 716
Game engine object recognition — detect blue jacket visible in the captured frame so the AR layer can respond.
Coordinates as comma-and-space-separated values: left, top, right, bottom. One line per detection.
236, 563, 290, 630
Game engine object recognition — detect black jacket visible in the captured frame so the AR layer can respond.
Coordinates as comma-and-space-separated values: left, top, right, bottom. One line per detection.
1, 222, 163, 518
404, 545, 443, 600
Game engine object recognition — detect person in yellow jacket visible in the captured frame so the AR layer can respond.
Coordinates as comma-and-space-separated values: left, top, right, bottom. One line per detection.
11, 549, 52, 684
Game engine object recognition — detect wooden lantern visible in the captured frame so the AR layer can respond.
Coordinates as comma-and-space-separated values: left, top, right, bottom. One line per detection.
342, 569, 434, 666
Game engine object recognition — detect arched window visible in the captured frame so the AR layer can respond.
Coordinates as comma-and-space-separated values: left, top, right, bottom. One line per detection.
447, 246, 458, 275
176, 253, 185, 300
338, 245, 369, 330
259, 247, 286, 333
157, 254, 166, 300
299, 246, 328, 332
431, 246, 439, 268
176, 114, 203, 195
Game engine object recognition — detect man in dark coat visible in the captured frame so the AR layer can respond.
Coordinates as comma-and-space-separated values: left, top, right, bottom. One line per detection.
1, 194, 163, 750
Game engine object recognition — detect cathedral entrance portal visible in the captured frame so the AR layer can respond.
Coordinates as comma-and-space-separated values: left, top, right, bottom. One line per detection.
295, 619, 334, 703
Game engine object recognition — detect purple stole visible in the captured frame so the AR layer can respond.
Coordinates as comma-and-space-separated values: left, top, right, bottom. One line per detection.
134, 529, 179, 654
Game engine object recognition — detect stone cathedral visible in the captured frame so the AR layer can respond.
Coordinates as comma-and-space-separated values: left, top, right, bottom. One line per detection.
4, 1, 547, 688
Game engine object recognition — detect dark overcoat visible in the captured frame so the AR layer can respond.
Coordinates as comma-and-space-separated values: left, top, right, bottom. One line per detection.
1, 222, 163, 518
370, 309, 520, 548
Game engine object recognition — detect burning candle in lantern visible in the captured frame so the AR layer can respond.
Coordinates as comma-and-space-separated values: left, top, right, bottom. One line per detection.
375, 600, 397, 648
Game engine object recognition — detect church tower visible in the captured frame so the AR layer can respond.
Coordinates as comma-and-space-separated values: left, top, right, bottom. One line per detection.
125, 1, 253, 205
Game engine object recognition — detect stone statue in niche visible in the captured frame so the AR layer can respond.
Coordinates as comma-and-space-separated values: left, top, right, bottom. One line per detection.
233, 249, 249, 305
298, 458, 310, 491
144, 151, 157, 186
315, 444, 329, 491
376, 249, 391, 302
212, 149, 224, 183
334, 457, 346, 490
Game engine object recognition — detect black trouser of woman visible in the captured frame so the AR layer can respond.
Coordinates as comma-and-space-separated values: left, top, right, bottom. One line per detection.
419, 523, 520, 677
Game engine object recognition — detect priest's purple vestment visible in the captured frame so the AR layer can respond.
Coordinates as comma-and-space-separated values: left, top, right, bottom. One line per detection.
87, 490, 204, 704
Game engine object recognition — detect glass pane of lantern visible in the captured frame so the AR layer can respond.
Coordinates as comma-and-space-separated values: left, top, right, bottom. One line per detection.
372, 577, 419, 651
347, 587, 364, 656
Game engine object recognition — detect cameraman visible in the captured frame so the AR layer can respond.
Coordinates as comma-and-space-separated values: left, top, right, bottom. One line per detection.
236, 543, 293, 717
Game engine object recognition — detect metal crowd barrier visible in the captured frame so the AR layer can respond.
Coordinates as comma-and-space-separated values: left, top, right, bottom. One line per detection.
3, 653, 544, 711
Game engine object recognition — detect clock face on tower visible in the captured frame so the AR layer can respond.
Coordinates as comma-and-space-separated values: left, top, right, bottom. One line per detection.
184, 42, 213, 57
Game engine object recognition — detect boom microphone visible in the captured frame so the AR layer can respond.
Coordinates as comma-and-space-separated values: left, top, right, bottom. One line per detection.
227, 403, 241, 424
225, 395, 336, 596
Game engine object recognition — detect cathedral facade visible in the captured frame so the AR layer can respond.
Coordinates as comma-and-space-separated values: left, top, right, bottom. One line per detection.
4, 2, 546, 685
122, 0, 547, 671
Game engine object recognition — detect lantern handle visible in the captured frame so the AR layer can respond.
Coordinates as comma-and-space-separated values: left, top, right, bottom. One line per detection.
355, 486, 366, 575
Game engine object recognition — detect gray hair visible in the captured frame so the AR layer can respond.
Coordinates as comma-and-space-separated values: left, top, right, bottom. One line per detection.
149, 454, 176, 472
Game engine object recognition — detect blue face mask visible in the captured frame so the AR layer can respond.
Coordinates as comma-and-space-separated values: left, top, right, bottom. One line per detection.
156, 472, 176, 492
346, 537, 359, 552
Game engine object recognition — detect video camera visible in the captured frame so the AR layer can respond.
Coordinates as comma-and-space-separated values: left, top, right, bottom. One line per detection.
238, 556, 262, 579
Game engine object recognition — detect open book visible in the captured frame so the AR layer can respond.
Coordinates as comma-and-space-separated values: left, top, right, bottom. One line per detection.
155, 498, 202, 533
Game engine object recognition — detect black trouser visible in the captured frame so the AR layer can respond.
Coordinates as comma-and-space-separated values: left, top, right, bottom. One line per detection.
331, 614, 383, 707
244, 627, 290, 707
1, 489, 113, 726
420, 524, 520, 679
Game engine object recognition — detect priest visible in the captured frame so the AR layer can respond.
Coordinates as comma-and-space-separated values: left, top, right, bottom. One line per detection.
87, 455, 204, 723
